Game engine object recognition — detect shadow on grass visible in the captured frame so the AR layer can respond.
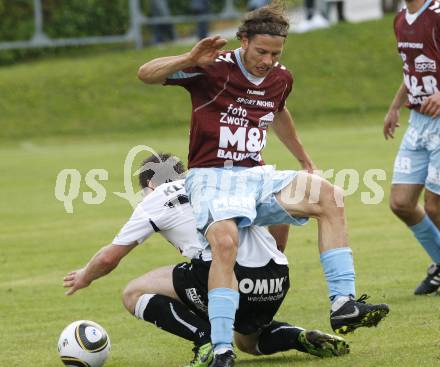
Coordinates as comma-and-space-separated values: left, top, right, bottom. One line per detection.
236, 354, 320, 366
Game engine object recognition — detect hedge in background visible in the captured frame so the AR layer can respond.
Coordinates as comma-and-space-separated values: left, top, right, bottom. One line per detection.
0, 0, 131, 64
0, 0, 299, 65
42, 0, 129, 38
0, 0, 34, 42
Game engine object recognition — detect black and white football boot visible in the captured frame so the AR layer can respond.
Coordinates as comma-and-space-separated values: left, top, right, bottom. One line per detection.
330, 294, 389, 334
209, 350, 235, 367
414, 263, 440, 295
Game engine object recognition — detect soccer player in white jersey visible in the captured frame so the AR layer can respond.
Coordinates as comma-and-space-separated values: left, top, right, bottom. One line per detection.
64, 153, 349, 367
384, 0, 440, 294
138, 3, 388, 365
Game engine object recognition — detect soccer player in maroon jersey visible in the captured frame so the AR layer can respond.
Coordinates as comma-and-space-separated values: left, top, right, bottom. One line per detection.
384, 0, 440, 295
139, 3, 389, 366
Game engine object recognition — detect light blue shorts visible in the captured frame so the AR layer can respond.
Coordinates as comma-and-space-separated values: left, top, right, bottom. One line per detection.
185, 165, 309, 235
392, 110, 440, 195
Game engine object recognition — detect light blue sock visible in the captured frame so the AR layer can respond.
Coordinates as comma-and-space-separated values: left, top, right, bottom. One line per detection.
320, 247, 356, 302
409, 215, 440, 264
208, 288, 240, 354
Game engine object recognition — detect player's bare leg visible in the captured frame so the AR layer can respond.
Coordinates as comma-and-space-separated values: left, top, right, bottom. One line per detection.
205, 220, 240, 360
389, 184, 424, 226
404, 187, 440, 295
276, 172, 348, 253
276, 172, 389, 334
268, 224, 290, 252
206, 220, 239, 290
123, 267, 213, 367
389, 184, 440, 294
122, 266, 178, 313
425, 189, 440, 227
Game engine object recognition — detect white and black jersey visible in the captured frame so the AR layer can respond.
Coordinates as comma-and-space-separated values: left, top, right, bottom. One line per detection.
113, 179, 288, 267
113, 180, 203, 259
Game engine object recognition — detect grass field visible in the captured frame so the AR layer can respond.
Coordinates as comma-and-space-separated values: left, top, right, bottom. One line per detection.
1, 15, 440, 367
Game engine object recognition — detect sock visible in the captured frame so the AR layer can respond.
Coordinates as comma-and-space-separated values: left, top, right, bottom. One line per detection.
257, 321, 306, 355
135, 294, 211, 346
331, 295, 352, 312
320, 247, 356, 302
409, 215, 440, 264
208, 288, 239, 354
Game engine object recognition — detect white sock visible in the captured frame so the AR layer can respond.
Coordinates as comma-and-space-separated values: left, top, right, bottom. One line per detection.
214, 346, 233, 355
134, 294, 156, 319
331, 295, 351, 312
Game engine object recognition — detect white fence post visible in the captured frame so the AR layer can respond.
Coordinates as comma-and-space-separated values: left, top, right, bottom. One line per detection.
128, 0, 143, 49
31, 0, 50, 43
222, 0, 239, 16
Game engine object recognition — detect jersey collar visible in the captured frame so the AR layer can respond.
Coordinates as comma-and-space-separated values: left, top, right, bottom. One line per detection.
405, 0, 432, 25
234, 48, 266, 86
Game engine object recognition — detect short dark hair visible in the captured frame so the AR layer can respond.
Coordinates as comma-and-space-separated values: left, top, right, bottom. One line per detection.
237, 1, 290, 40
138, 153, 186, 189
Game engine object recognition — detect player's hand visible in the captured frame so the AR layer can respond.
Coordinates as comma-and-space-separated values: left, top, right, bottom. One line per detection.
188, 36, 227, 66
300, 159, 318, 173
420, 92, 440, 118
299, 157, 317, 173
383, 108, 400, 140
63, 268, 91, 296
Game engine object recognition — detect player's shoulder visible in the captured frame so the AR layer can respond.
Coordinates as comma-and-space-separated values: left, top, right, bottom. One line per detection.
216, 50, 237, 64
393, 6, 408, 29
206, 50, 236, 70
153, 179, 186, 200
200, 50, 236, 76
426, 0, 440, 17
271, 61, 293, 84
273, 62, 292, 76
139, 179, 187, 209
394, 6, 405, 21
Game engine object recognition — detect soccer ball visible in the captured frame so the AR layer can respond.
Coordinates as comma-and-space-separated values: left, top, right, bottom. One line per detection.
57, 320, 111, 367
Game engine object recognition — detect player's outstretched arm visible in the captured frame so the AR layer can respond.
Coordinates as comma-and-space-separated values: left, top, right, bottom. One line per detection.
384, 82, 407, 140
63, 243, 136, 295
272, 107, 316, 172
137, 36, 227, 84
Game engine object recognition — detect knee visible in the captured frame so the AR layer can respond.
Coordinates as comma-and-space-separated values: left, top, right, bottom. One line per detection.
319, 182, 345, 215
209, 232, 238, 259
389, 195, 415, 218
215, 234, 237, 252
122, 282, 141, 315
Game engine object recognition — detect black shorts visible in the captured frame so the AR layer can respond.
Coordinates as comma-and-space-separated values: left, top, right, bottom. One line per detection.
172, 259, 290, 335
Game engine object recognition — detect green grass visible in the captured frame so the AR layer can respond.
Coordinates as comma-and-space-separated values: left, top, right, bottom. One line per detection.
2, 15, 440, 367
3, 122, 440, 367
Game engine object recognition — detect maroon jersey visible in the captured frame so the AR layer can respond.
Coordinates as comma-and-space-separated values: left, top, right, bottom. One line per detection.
165, 49, 293, 168
394, 1, 440, 110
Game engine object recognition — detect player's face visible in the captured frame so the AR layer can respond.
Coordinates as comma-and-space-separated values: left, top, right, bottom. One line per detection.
241, 34, 285, 77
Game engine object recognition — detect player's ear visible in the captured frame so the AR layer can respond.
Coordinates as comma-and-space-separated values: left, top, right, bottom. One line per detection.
241, 36, 249, 50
